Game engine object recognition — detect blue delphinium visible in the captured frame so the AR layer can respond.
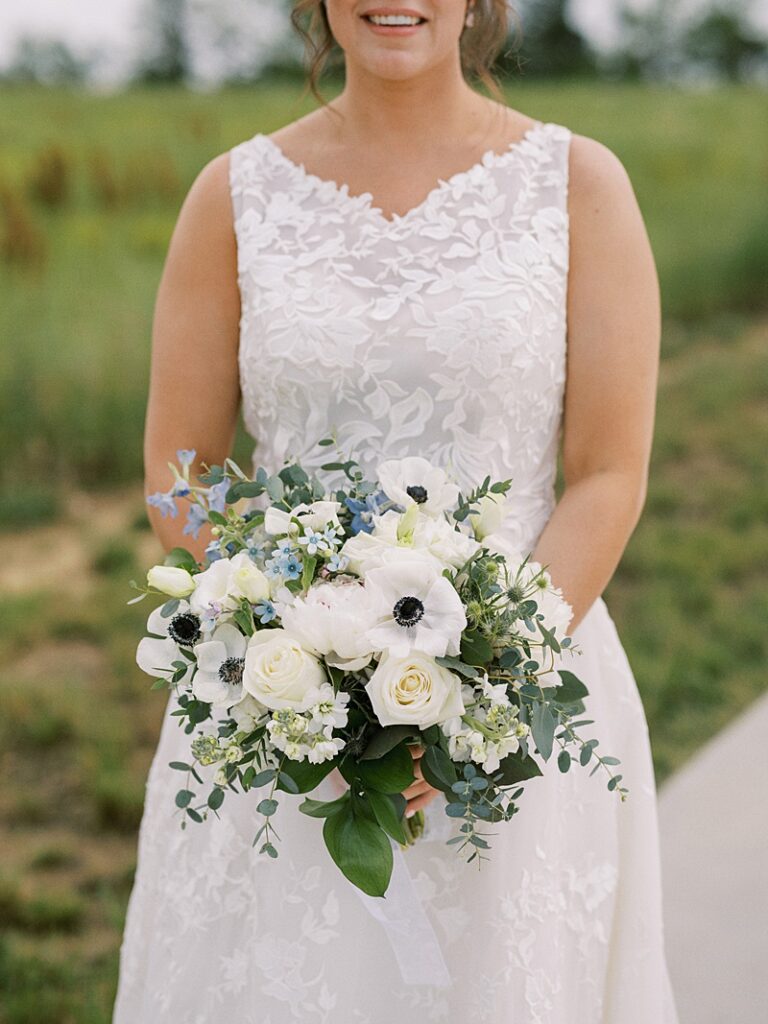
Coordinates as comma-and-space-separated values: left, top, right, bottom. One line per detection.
344, 490, 391, 535
207, 478, 231, 514
176, 448, 196, 467
147, 489, 178, 519
183, 503, 209, 540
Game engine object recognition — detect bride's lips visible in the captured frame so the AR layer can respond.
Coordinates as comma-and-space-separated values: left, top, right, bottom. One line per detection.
360, 7, 429, 36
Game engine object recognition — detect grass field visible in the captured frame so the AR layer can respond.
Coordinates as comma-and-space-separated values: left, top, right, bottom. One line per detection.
0, 80, 766, 1022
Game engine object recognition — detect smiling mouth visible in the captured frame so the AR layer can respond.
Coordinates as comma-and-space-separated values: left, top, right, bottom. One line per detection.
361, 14, 428, 27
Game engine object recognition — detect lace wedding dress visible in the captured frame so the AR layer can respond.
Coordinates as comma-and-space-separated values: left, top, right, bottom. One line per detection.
112, 120, 679, 1023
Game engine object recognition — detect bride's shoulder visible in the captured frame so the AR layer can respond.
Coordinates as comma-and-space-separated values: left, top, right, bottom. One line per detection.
566, 130, 637, 208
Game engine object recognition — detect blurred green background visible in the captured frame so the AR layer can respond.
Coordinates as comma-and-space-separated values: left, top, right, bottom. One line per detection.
0, 61, 767, 1024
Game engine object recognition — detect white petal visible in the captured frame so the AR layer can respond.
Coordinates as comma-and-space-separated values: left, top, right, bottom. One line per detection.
195, 639, 228, 674
136, 636, 178, 677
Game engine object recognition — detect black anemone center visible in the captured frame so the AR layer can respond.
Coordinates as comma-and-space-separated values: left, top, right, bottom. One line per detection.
392, 595, 425, 628
218, 657, 245, 687
406, 484, 428, 504
168, 612, 202, 646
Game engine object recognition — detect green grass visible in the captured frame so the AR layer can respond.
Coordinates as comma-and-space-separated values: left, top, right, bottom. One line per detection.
0, 79, 766, 1022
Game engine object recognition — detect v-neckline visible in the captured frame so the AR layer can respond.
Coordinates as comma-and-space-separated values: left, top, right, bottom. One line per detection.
254, 120, 548, 230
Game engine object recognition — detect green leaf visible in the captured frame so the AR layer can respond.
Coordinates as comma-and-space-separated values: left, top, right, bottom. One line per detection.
493, 750, 543, 785
531, 701, 556, 761
163, 546, 198, 572
186, 807, 203, 823
435, 655, 479, 679
460, 630, 493, 667
226, 481, 264, 503
355, 743, 415, 794
366, 790, 408, 845
207, 510, 228, 527
421, 744, 459, 794
360, 725, 417, 761
323, 808, 393, 897
257, 798, 278, 816
175, 789, 193, 808
554, 670, 590, 704
558, 749, 571, 773
299, 793, 350, 818
276, 756, 338, 794
301, 555, 317, 591
207, 788, 225, 810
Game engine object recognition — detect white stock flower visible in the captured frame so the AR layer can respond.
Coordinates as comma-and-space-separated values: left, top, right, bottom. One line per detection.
191, 622, 247, 708
471, 492, 509, 541
280, 580, 376, 671
377, 456, 460, 518
146, 565, 195, 598
189, 552, 269, 616
365, 652, 465, 728
364, 561, 467, 659
243, 628, 326, 711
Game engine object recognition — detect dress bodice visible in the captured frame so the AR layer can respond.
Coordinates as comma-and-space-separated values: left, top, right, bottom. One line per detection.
228, 119, 572, 553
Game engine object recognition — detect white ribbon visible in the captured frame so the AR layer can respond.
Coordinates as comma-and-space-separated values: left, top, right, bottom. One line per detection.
350, 837, 452, 988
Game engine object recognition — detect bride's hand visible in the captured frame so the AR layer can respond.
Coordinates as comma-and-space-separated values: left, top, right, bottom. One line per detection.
402, 743, 440, 818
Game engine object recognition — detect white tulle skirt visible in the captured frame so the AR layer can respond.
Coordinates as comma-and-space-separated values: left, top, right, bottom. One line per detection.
112, 595, 679, 1024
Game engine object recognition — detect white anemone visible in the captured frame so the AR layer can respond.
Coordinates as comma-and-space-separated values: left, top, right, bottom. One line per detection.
364, 561, 467, 659
191, 623, 248, 708
377, 456, 460, 518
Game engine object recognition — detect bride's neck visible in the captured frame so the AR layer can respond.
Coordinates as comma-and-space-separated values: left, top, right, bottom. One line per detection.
326, 60, 496, 150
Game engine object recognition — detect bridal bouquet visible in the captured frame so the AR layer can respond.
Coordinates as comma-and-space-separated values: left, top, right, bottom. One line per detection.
131, 442, 626, 897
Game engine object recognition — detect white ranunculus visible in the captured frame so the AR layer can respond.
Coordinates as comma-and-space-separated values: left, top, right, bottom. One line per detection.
280, 580, 377, 671
264, 500, 342, 537
471, 492, 509, 541
189, 551, 268, 615
377, 456, 460, 518
364, 561, 467, 659
340, 509, 450, 577
366, 652, 465, 728
229, 558, 270, 603
263, 506, 297, 537
413, 515, 481, 570
147, 564, 195, 598
191, 623, 248, 707
243, 628, 327, 711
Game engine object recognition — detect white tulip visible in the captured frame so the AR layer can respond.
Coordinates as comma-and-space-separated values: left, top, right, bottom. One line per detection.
243, 628, 327, 711
365, 652, 465, 728
471, 492, 508, 541
147, 564, 195, 598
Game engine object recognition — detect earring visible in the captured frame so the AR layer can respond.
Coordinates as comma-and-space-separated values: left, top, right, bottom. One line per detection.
464, 4, 475, 28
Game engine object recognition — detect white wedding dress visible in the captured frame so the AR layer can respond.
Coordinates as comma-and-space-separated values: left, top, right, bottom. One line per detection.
112, 119, 679, 1023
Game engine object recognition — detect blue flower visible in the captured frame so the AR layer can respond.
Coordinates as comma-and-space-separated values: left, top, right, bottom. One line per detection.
176, 449, 196, 467
254, 599, 276, 624
172, 480, 191, 498
298, 528, 330, 556
147, 489, 178, 519
328, 552, 349, 573
282, 554, 303, 580
207, 478, 230, 514
183, 503, 209, 540
204, 540, 223, 563
344, 490, 390, 535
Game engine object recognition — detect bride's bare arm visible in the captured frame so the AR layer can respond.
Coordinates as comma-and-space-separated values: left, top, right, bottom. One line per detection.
143, 152, 241, 561
531, 135, 661, 632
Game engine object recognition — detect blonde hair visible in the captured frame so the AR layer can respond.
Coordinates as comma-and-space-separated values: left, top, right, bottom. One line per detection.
289, 1, 519, 106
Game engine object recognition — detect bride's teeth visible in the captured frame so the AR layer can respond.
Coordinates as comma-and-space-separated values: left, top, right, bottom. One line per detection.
366, 14, 424, 26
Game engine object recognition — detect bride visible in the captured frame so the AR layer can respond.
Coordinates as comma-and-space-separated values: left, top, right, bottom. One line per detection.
113, 1, 679, 1021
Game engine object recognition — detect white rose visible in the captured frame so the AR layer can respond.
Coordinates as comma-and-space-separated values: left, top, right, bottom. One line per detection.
147, 565, 195, 598
280, 580, 376, 671
471, 492, 508, 541
243, 628, 326, 711
377, 457, 460, 518
366, 652, 465, 728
